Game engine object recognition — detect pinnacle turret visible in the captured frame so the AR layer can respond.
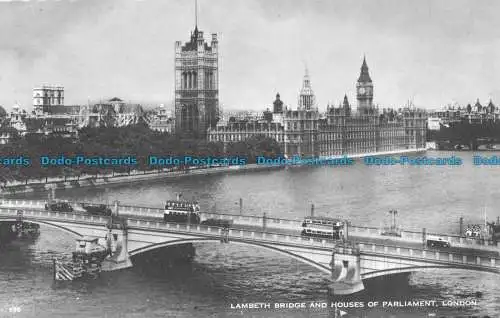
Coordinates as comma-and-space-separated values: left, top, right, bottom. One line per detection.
358, 56, 372, 83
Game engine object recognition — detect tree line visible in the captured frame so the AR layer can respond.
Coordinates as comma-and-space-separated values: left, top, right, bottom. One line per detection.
0, 124, 283, 183
428, 121, 500, 143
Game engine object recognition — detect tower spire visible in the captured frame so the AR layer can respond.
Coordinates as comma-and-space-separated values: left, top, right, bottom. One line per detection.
195, 0, 198, 29
358, 55, 372, 83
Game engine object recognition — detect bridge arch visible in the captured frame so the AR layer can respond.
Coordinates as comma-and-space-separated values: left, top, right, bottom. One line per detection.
129, 238, 332, 275
362, 265, 500, 280
0, 218, 83, 238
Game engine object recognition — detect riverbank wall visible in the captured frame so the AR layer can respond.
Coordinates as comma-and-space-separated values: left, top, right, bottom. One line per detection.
0, 147, 427, 196
0, 164, 283, 196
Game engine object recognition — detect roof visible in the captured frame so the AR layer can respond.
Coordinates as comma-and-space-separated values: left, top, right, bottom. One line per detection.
109, 97, 123, 102
165, 200, 198, 205
304, 216, 344, 222
77, 236, 99, 242
49, 105, 81, 115
23, 118, 46, 131
120, 104, 143, 114
343, 94, 350, 108
181, 27, 213, 52
357, 56, 372, 83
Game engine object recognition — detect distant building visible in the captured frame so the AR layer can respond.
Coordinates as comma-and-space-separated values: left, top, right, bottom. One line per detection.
82, 98, 144, 128
174, 23, 219, 136
208, 58, 427, 157
33, 85, 64, 115
428, 99, 499, 129
8, 103, 29, 134
0, 105, 14, 144
427, 117, 442, 130
148, 104, 174, 133
6, 102, 77, 137
356, 57, 374, 112
7, 86, 147, 137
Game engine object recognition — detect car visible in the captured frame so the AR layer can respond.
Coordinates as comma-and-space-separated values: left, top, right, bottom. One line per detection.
426, 238, 451, 248
81, 204, 112, 216
200, 218, 233, 228
45, 201, 73, 212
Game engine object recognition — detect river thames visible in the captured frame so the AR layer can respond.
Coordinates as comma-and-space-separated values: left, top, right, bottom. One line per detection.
1, 151, 500, 317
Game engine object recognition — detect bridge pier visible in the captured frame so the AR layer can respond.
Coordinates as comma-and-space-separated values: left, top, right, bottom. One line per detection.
101, 227, 133, 272
0, 222, 17, 245
328, 245, 364, 295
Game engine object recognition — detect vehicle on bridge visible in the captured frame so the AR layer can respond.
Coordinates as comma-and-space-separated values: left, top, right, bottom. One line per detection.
81, 203, 112, 216
464, 224, 482, 239
487, 218, 500, 243
164, 200, 201, 224
301, 216, 344, 240
45, 200, 74, 213
200, 218, 233, 228
426, 235, 451, 248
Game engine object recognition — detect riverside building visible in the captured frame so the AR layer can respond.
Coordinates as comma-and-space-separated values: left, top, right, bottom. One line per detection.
174, 22, 219, 137
5, 86, 146, 139
207, 58, 427, 158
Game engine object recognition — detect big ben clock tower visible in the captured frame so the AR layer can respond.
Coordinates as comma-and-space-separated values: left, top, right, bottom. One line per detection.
356, 56, 373, 111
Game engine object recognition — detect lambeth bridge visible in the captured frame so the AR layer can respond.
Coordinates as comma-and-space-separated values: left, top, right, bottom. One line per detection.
1, 199, 500, 295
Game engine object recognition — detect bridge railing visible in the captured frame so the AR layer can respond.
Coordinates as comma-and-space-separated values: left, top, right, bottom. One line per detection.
0, 199, 46, 209
0, 207, 108, 225
1, 207, 499, 270
357, 242, 500, 269
125, 218, 337, 250
2, 199, 500, 252
124, 217, 500, 270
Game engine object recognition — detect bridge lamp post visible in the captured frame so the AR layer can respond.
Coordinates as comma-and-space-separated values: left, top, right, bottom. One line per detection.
263, 212, 267, 232
389, 210, 398, 232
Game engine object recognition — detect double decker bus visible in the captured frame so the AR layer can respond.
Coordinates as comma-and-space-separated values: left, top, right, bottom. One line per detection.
164, 200, 201, 224
301, 216, 345, 240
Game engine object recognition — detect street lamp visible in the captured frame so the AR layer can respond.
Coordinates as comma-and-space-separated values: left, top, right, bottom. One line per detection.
389, 209, 398, 232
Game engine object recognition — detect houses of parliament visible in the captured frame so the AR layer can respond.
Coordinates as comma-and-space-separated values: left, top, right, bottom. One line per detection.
175, 24, 427, 158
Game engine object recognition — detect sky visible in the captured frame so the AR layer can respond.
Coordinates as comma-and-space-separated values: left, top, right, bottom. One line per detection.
0, 0, 499, 112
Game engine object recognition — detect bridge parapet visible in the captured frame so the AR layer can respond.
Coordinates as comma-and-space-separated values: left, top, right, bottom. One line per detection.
357, 242, 500, 270
2, 199, 498, 245
124, 218, 500, 270
1, 208, 500, 279
0, 199, 45, 209
333, 245, 361, 256
0, 207, 109, 225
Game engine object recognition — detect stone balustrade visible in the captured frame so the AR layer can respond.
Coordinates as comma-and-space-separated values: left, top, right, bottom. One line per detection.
1, 199, 499, 253
1, 207, 499, 272
0, 207, 108, 225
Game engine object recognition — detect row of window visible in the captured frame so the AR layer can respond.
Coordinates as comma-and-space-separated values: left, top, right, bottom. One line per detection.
209, 134, 284, 142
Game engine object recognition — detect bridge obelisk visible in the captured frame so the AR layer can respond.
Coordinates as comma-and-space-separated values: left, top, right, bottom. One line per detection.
328, 244, 364, 295
101, 201, 133, 271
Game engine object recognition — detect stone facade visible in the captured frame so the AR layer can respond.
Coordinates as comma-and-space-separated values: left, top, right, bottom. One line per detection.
33, 85, 64, 115
207, 58, 427, 157
174, 26, 219, 136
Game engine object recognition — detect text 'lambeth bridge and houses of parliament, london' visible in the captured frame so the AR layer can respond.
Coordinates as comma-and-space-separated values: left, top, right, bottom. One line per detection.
174, 21, 427, 158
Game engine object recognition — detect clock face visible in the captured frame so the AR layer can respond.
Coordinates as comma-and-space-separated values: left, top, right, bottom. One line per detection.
359, 87, 366, 94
